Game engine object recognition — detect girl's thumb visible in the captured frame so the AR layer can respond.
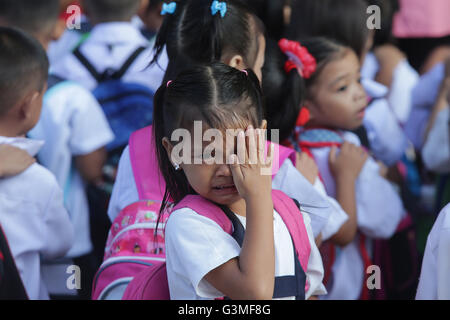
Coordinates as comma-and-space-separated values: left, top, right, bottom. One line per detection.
329, 146, 337, 163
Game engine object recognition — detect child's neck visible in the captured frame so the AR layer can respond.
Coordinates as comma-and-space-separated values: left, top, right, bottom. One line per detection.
227, 198, 247, 218
304, 121, 340, 131
0, 120, 26, 138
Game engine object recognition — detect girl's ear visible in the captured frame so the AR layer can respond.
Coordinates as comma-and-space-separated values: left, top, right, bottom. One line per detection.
162, 137, 174, 164
19, 91, 40, 120
303, 99, 316, 120
226, 54, 246, 71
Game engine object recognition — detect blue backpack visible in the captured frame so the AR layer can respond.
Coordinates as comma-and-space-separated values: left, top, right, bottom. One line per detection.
73, 45, 155, 157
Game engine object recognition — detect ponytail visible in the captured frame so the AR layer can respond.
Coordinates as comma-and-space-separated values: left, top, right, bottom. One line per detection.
262, 38, 306, 142
151, 0, 264, 73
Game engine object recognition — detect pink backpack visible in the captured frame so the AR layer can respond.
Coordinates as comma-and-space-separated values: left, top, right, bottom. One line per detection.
123, 189, 312, 300
92, 125, 301, 300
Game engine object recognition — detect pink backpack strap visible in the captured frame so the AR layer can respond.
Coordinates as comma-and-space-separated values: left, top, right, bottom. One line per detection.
267, 141, 297, 177
172, 191, 311, 272
271, 189, 311, 274
172, 195, 233, 234
129, 125, 166, 200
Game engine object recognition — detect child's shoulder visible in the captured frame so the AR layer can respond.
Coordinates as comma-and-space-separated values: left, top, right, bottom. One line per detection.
19, 161, 59, 188
45, 79, 100, 112
340, 131, 362, 146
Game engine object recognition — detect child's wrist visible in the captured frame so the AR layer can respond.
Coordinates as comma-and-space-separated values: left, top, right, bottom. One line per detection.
335, 172, 357, 185
244, 190, 272, 205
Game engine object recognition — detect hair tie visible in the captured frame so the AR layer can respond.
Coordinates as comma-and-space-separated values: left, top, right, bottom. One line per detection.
241, 69, 248, 76
166, 80, 173, 87
284, 61, 297, 73
296, 107, 310, 127
211, 1, 227, 18
278, 38, 317, 79
161, 2, 177, 15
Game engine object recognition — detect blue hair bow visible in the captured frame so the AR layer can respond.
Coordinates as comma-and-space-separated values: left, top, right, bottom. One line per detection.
211, 1, 227, 18
161, 2, 177, 15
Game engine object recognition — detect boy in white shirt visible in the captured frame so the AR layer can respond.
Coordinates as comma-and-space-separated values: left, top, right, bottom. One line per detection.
0, 0, 115, 299
416, 203, 450, 300
0, 26, 74, 300
51, 0, 167, 93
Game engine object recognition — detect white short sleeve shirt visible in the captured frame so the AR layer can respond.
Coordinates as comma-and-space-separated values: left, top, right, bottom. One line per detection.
0, 136, 74, 299
165, 206, 326, 300
29, 81, 114, 257
416, 204, 450, 300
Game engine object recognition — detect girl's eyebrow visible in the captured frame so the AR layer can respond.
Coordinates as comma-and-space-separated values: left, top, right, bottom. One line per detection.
328, 73, 351, 87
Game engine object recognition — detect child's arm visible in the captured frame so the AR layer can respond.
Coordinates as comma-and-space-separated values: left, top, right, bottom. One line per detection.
295, 151, 319, 185
41, 179, 74, 260
424, 62, 450, 142
327, 143, 368, 247
74, 147, 107, 185
204, 127, 275, 300
0, 145, 35, 178
374, 44, 407, 88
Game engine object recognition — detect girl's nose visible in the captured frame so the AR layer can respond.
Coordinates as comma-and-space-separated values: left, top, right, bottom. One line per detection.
355, 83, 367, 103
216, 163, 232, 177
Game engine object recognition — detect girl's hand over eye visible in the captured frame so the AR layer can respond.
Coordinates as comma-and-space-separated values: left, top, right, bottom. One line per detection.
229, 126, 273, 201
328, 142, 368, 183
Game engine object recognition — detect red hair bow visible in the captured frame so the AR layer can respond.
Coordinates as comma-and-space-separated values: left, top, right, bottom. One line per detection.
278, 38, 317, 79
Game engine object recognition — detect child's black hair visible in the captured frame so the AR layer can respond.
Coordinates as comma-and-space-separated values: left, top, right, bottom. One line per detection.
153, 62, 264, 213
152, 0, 265, 81
0, 27, 49, 117
82, 0, 141, 23
0, 0, 59, 36
245, 0, 285, 39
262, 38, 304, 142
286, 0, 369, 59
147, 0, 164, 11
262, 37, 348, 141
368, 0, 400, 47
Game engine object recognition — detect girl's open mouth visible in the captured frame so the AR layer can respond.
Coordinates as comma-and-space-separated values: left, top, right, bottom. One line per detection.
356, 107, 366, 119
212, 184, 238, 195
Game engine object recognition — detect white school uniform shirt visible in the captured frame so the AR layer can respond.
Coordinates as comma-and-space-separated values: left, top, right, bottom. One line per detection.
165, 205, 326, 300
405, 62, 445, 150
362, 52, 419, 125
28, 81, 115, 257
307, 131, 406, 300
361, 77, 409, 166
0, 136, 74, 299
108, 146, 348, 240
51, 21, 168, 93
47, 14, 89, 66
416, 203, 450, 300
422, 107, 450, 173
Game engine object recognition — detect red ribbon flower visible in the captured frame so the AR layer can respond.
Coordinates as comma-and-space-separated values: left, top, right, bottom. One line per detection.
278, 38, 317, 79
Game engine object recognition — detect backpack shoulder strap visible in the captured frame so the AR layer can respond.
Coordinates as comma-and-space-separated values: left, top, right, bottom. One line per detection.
73, 45, 103, 83
111, 46, 147, 80
47, 74, 67, 90
298, 128, 344, 149
0, 226, 28, 299
267, 141, 297, 177
129, 125, 166, 201
271, 189, 311, 273
172, 195, 233, 235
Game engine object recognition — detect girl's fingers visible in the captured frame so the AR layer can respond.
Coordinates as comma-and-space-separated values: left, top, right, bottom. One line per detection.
265, 141, 274, 168
229, 154, 244, 190
236, 130, 247, 165
329, 146, 337, 164
257, 129, 266, 165
246, 126, 257, 164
